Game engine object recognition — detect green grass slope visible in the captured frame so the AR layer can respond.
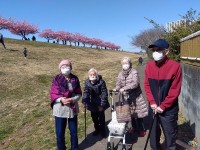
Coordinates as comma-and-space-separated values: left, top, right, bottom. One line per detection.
0, 38, 138, 149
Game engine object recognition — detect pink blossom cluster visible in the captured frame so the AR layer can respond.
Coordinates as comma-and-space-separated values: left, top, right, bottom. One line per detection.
39, 29, 120, 50
0, 17, 12, 30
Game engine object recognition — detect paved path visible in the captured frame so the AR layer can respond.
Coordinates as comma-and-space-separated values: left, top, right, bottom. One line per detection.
79, 64, 151, 150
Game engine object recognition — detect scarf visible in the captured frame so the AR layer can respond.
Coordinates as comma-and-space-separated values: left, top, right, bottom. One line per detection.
50, 73, 82, 108
122, 67, 132, 78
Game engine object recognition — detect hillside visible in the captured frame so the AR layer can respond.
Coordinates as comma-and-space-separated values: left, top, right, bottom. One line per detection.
0, 39, 139, 149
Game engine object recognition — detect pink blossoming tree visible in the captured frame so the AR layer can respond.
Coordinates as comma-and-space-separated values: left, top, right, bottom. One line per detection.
9, 20, 38, 40
39, 29, 55, 43
0, 17, 12, 30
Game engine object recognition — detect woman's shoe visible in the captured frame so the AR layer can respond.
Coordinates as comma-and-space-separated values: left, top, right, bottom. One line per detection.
139, 130, 146, 137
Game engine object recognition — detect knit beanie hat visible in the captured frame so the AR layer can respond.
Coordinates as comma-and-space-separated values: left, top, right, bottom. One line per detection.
59, 59, 72, 69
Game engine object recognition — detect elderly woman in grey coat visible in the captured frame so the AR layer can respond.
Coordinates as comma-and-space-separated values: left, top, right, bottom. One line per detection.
113, 56, 148, 137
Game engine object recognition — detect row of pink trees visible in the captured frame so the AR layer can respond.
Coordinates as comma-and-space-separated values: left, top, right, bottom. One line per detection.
39, 29, 120, 50
0, 16, 120, 50
0, 17, 38, 40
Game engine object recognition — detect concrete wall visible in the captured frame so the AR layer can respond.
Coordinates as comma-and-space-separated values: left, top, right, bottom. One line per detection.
180, 63, 200, 143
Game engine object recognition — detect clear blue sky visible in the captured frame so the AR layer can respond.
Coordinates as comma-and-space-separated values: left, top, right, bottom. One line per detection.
1, 0, 200, 52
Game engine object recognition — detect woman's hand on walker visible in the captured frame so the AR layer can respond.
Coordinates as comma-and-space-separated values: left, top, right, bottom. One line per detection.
112, 89, 117, 92
119, 88, 125, 93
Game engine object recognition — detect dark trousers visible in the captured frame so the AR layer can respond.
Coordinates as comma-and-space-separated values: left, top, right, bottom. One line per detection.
55, 116, 78, 150
91, 111, 105, 131
150, 114, 178, 150
131, 118, 145, 131
0, 40, 6, 49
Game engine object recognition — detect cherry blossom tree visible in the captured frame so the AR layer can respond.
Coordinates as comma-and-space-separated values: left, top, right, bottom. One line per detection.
9, 20, 38, 40
78, 35, 89, 47
73, 33, 83, 46
0, 17, 12, 30
39, 29, 55, 43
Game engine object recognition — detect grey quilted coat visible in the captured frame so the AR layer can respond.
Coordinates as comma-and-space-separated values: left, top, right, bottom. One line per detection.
115, 68, 148, 118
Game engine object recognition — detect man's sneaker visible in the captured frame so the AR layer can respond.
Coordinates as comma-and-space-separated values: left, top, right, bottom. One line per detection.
92, 130, 99, 136
139, 130, 146, 137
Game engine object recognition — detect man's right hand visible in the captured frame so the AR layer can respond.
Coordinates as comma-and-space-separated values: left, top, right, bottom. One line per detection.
151, 104, 158, 113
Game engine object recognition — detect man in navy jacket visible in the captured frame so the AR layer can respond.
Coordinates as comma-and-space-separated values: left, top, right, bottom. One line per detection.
144, 39, 182, 150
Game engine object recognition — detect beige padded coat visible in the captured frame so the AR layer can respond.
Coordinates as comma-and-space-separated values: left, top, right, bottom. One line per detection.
115, 68, 148, 118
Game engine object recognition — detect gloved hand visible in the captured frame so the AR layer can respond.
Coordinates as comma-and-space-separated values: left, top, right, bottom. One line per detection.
119, 88, 125, 93
156, 106, 164, 113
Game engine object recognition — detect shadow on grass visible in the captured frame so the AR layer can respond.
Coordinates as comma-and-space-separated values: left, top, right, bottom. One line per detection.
9, 48, 19, 51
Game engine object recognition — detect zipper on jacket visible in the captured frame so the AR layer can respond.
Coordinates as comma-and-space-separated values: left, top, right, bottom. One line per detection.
157, 67, 161, 106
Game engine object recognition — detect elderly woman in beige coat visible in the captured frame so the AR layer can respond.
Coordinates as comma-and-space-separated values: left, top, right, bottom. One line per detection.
113, 56, 148, 137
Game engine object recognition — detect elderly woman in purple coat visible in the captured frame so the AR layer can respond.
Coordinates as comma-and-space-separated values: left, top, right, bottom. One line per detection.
113, 57, 148, 137
50, 59, 82, 150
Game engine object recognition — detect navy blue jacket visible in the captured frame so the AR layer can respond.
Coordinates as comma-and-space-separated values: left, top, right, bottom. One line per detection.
82, 75, 110, 112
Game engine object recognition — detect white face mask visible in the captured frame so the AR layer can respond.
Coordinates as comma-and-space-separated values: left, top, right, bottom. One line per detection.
122, 64, 130, 70
89, 76, 97, 81
61, 67, 71, 75
152, 51, 164, 61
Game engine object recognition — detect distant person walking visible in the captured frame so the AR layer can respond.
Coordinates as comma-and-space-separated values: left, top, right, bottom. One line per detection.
138, 56, 143, 65
144, 39, 182, 150
0, 33, 6, 49
23, 47, 28, 59
23, 47, 28, 64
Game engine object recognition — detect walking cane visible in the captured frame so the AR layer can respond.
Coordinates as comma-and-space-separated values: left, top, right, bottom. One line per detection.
144, 113, 157, 150
84, 104, 87, 140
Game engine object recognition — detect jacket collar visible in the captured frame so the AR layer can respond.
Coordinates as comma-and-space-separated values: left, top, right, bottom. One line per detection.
154, 56, 168, 67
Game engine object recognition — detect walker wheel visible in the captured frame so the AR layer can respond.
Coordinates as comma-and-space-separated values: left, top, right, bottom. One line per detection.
122, 144, 127, 150
106, 142, 111, 150
106, 142, 114, 150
